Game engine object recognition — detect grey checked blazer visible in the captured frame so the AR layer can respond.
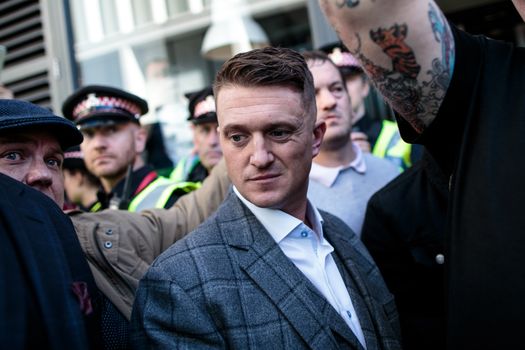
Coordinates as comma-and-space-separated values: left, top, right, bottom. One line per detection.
131, 191, 401, 349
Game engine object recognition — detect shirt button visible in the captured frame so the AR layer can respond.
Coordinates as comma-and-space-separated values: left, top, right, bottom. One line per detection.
104, 241, 113, 249
347, 311, 352, 319
301, 231, 308, 238
435, 254, 445, 265
106, 229, 113, 235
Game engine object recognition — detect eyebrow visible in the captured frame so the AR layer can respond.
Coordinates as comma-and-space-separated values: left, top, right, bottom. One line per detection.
221, 120, 300, 135
0, 134, 63, 156
0, 134, 38, 144
221, 124, 247, 135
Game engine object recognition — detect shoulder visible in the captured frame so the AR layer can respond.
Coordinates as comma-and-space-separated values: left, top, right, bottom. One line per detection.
369, 161, 424, 204
363, 153, 399, 174
147, 196, 237, 276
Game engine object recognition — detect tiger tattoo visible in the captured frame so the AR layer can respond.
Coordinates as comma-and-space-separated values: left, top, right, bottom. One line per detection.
370, 24, 421, 80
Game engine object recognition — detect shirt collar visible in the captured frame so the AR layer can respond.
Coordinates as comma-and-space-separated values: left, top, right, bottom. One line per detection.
233, 186, 324, 244
310, 143, 367, 187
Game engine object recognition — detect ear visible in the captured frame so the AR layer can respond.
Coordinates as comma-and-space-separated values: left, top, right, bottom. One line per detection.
134, 126, 148, 154
311, 120, 326, 158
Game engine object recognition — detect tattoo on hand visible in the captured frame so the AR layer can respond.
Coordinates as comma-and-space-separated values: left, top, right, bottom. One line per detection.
353, 14, 454, 133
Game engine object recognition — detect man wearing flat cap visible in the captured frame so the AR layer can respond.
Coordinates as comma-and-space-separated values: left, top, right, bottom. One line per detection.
0, 98, 231, 345
62, 85, 197, 212
0, 100, 101, 349
170, 86, 222, 184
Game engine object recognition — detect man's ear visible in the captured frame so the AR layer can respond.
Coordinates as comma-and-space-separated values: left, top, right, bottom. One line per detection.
135, 126, 148, 154
312, 120, 326, 158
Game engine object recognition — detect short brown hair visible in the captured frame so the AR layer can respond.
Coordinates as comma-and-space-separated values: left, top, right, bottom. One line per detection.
214, 47, 316, 119
302, 50, 347, 90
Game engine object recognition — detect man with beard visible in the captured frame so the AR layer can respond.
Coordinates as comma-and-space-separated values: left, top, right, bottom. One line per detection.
62, 85, 197, 211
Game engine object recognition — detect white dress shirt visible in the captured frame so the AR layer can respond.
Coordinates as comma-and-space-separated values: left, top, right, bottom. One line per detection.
234, 187, 367, 348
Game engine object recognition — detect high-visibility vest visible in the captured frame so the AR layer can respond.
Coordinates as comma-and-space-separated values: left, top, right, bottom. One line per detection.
90, 177, 199, 212
169, 155, 201, 183
89, 202, 102, 212
127, 177, 200, 212
372, 120, 412, 171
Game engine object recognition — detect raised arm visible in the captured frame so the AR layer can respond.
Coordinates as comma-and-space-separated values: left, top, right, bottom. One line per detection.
319, 0, 455, 133
71, 160, 230, 318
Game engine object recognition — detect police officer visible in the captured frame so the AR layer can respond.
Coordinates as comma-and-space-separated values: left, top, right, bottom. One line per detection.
62, 85, 197, 211
170, 86, 222, 183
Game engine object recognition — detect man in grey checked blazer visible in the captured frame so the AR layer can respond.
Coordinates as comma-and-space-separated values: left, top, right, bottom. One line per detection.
131, 47, 401, 349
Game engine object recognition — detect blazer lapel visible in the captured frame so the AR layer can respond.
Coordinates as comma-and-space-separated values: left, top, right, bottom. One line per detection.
317, 289, 366, 350
324, 216, 400, 350
331, 252, 378, 350
217, 193, 339, 350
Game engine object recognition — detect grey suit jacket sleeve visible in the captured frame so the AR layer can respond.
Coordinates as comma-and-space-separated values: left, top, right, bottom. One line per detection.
131, 266, 226, 349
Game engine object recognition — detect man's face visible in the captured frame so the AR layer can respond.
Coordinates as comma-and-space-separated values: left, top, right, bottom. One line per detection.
512, 0, 525, 21
192, 121, 222, 172
309, 60, 353, 146
80, 122, 145, 183
0, 130, 65, 207
217, 85, 324, 219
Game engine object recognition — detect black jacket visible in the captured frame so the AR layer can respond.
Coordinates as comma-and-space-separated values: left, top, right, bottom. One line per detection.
0, 173, 101, 349
361, 152, 449, 350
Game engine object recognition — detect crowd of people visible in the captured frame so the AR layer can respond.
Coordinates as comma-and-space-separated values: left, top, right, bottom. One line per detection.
1, 0, 524, 349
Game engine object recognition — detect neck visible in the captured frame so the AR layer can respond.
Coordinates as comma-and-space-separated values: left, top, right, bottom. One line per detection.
101, 157, 144, 193
314, 139, 356, 168
282, 189, 309, 225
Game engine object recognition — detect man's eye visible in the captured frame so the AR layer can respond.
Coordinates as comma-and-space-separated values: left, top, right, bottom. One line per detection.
230, 134, 244, 143
2, 152, 22, 161
270, 129, 290, 139
46, 158, 62, 168
332, 86, 345, 97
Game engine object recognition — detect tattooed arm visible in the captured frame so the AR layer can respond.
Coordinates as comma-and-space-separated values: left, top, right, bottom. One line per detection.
318, 0, 455, 133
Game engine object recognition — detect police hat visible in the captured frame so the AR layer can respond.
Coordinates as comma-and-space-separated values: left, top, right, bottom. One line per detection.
185, 86, 217, 125
0, 99, 82, 150
62, 85, 148, 130
63, 145, 86, 170
318, 42, 364, 77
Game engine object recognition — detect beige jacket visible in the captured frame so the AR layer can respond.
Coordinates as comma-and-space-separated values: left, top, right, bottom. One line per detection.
70, 160, 230, 319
